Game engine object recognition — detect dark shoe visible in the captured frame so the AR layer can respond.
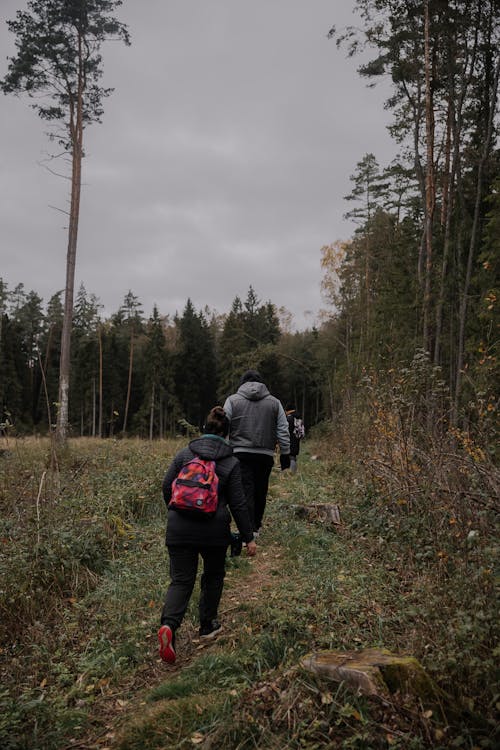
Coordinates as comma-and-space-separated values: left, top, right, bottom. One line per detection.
199, 620, 222, 639
230, 532, 242, 557
158, 625, 176, 663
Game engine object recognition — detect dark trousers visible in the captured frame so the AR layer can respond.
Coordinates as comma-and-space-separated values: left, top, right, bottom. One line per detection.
160, 544, 227, 631
236, 452, 274, 532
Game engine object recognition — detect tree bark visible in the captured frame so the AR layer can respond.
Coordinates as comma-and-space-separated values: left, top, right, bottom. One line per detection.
435, 17, 479, 366
422, 0, 436, 351
55, 32, 84, 446
92, 376, 96, 437
149, 382, 155, 441
454, 53, 500, 421
98, 324, 103, 438
434, 97, 456, 365
122, 330, 134, 436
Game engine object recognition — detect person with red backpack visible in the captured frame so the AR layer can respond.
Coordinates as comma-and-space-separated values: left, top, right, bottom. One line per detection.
158, 406, 256, 664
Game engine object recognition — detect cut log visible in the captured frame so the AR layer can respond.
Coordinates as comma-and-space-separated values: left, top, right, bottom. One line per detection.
301, 648, 452, 722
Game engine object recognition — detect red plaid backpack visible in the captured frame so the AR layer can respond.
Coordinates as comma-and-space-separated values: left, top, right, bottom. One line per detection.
169, 456, 219, 518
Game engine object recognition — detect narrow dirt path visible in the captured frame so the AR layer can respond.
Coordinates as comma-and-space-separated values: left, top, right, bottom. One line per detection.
69, 542, 287, 749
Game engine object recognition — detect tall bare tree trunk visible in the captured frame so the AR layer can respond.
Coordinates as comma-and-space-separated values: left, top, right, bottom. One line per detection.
92, 376, 96, 437
38, 350, 58, 472
422, 0, 436, 352
434, 99, 455, 365
407, 77, 426, 288
435, 18, 479, 367
122, 330, 134, 436
439, 102, 453, 230
55, 34, 84, 446
98, 324, 103, 438
149, 382, 155, 441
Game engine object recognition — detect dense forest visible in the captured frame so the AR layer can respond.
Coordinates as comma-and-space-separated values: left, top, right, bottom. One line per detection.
0, 281, 321, 437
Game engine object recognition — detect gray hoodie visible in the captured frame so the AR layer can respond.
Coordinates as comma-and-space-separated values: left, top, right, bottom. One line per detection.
223, 381, 290, 457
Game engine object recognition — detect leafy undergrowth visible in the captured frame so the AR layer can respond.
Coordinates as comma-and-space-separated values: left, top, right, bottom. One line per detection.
0, 437, 498, 749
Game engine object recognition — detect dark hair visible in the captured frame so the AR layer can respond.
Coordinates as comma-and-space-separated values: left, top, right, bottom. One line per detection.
239, 369, 263, 386
204, 406, 229, 437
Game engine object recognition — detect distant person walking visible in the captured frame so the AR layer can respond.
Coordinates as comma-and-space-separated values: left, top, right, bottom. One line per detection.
223, 370, 290, 536
285, 405, 305, 474
158, 406, 256, 664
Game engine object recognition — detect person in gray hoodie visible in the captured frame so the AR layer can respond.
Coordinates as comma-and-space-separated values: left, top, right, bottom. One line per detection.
223, 370, 290, 535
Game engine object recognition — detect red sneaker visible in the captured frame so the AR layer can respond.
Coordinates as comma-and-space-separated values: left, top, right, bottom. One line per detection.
158, 625, 176, 663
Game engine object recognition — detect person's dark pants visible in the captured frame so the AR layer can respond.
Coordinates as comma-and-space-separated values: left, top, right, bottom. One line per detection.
160, 544, 227, 631
235, 452, 274, 532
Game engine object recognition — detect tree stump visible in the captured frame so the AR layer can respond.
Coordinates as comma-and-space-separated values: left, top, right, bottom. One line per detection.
301, 648, 452, 722
293, 503, 341, 526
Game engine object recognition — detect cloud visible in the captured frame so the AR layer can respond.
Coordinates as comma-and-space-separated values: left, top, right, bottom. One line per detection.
0, 0, 397, 330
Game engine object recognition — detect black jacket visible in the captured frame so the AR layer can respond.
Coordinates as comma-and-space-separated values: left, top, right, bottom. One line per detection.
162, 435, 254, 546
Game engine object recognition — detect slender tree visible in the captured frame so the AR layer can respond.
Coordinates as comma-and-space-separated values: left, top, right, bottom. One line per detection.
175, 300, 217, 428
1, 0, 130, 445
422, 0, 436, 351
38, 292, 64, 430
217, 296, 247, 398
118, 290, 143, 436
71, 284, 102, 435
0, 279, 8, 354
142, 305, 169, 440
343, 154, 389, 356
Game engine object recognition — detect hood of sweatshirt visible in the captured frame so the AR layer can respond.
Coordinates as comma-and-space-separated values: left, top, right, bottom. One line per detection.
237, 381, 270, 401
188, 435, 233, 461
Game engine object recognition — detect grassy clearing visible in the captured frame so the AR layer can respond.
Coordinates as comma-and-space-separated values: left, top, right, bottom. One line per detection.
1, 437, 498, 749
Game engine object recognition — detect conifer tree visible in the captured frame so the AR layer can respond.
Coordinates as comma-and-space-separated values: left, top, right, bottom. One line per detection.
1, 0, 130, 444
71, 284, 102, 435
38, 292, 64, 430
118, 291, 143, 436
0, 315, 25, 429
140, 305, 171, 439
175, 300, 217, 428
218, 296, 247, 397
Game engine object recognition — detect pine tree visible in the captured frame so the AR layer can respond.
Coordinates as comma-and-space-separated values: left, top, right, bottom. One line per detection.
118, 291, 144, 436
38, 292, 64, 430
174, 300, 217, 428
71, 284, 102, 435
138, 305, 172, 439
1, 0, 130, 445
218, 296, 247, 398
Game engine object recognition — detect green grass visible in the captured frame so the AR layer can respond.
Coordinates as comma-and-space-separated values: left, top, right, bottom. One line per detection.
0, 437, 498, 749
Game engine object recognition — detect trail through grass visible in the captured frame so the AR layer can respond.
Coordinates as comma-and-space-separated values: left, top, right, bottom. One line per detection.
1, 437, 497, 749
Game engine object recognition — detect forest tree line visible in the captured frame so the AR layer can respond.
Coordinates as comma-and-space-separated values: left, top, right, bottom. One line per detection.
0, 283, 327, 438
0, 0, 498, 447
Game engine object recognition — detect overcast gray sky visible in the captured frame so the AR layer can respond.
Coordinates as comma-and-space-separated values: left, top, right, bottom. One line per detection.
0, 0, 397, 330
